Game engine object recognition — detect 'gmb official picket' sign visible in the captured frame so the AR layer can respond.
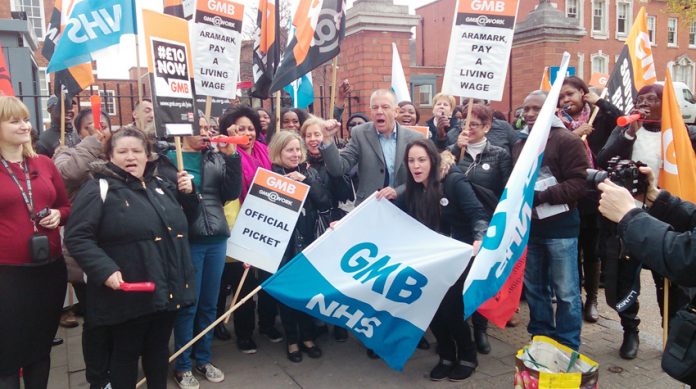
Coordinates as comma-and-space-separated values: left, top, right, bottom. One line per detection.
143, 10, 196, 136
193, 0, 244, 98
442, 0, 519, 100
227, 168, 309, 273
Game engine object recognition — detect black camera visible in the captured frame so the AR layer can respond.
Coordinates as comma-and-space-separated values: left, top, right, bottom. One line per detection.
154, 140, 176, 154
586, 157, 648, 195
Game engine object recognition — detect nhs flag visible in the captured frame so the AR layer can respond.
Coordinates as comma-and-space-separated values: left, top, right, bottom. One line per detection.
47, 0, 137, 73
462, 52, 572, 319
262, 195, 473, 370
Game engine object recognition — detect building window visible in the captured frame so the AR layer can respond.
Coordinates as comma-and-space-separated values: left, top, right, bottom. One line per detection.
616, 1, 632, 38
38, 67, 49, 125
690, 22, 696, 48
647, 16, 656, 45
671, 56, 695, 91
668, 18, 678, 47
591, 52, 609, 74
98, 90, 118, 116
591, 0, 607, 37
566, 0, 578, 19
11, 0, 46, 40
417, 85, 433, 107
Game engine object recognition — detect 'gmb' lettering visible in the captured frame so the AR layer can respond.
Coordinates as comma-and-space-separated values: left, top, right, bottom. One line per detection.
340, 242, 428, 304
266, 176, 296, 194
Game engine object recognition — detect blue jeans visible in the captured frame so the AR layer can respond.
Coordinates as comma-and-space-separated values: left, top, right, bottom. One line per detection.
525, 237, 582, 350
174, 241, 227, 372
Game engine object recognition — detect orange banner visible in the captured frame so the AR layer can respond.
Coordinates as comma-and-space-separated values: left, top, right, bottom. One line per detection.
627, 7, 657, 91
539, 67, 551, 92
659, 71, 696, 203
458, 0, 517, 16
254, 168, 310, 202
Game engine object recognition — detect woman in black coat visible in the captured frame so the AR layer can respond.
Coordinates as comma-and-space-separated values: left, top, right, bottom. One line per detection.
268, 131, 332, 363
396, 139, 488, 382
65, 128, 197, 389
557, 76, 623, 324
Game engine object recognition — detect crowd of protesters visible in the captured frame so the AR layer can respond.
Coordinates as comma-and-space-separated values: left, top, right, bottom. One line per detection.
1, 72, 694, 389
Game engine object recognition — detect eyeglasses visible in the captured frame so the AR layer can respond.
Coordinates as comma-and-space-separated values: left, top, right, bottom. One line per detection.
636, 95, 660, 105
466, 122, 484, 129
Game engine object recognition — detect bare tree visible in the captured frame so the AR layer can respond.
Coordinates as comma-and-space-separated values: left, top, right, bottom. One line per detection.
243, 1, 294, 50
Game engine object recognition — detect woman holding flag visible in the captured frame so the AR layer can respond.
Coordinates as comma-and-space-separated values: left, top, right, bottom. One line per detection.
394, 139, 488, 381
269, 131, 332, 363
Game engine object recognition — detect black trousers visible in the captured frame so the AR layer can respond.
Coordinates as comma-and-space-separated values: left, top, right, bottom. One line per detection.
430, 275, 476, 363
278, 303, 316, 345
82, 322, 112, 388
0, 356, 51, 389
217, 263, 279, 338
108, 311, 176, 389
578, 212, 600, 281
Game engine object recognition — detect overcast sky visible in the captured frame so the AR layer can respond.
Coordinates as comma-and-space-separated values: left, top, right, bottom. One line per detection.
96, 0, 440, 79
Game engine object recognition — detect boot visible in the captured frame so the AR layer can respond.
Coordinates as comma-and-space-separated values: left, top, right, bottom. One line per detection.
583, 262, 600, 323
474, 328, 491, 354
619, 331, 639, 359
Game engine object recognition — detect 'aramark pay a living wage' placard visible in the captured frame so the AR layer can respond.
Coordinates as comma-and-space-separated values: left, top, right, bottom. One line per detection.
442, 0, 519, 100
227, 168, 309, 273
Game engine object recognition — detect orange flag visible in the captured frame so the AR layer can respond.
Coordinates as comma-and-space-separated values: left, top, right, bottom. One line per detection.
659, 71, 696, 203
539, 67, 551, 92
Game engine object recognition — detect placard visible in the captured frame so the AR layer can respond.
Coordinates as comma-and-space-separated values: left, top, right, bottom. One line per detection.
227, 168, 310, 273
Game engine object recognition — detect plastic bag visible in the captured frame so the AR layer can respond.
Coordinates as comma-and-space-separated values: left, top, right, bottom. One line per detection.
514, 336, 599, 389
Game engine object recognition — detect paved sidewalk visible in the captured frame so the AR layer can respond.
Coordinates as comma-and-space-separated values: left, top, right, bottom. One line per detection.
48, 270, 686, 388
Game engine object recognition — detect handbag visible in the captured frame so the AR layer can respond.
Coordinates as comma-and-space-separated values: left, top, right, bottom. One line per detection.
315, 210, 332, 238
662, 297, 696, 385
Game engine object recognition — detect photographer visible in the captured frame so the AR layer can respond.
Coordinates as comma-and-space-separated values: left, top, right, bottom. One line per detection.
597, 84, 692, 360
598, 167, 696, 286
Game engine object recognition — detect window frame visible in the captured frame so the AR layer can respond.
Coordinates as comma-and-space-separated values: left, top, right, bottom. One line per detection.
417, 84, 434, 108
10, 0, 46, 41
590, 51, 609, 74
647, 15, 657, 46
689, 21, 696, 48
615, 0, 633, 39
98, 90, 118, 116
667, 17, 678, 48
591, 0, 608, 39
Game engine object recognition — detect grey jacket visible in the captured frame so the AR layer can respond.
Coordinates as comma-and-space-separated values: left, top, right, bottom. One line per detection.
321, 122, 422, 205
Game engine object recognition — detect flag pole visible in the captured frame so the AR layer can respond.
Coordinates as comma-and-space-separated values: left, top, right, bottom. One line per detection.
174, 137, 184, 171
275, 91, 281, 132
224, 265, 251, 324
663, 279, 669, 348
328, 57, 338, 119
135, 285, 263, 388
459, 99, 474, 161
134, 31, 144, 103
583, 88, 609, 141
59, 88, 66, 146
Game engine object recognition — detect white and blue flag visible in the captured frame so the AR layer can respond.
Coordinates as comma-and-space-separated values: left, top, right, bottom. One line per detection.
462, 52, 572, 318
47, 0, 137, 73
262, 194, 473, 370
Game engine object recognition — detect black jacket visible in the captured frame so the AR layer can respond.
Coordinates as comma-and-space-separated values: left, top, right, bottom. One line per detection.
36, 126, 81, 158
157, 148, 242, 241
598, 125, 696, 168
585, 99, 623, 156
449, 140, 511, 214
65, 162, 197, 327
272, 163, 332, 264
308, 153, 354, 210
427, 116, 459, 151
619, 190, 696, 287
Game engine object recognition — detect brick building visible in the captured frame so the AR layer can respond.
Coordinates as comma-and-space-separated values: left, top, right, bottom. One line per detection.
413, 0, 695, 118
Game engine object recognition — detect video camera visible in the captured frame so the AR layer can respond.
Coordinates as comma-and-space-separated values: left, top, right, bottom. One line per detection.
586, 157, 648, 196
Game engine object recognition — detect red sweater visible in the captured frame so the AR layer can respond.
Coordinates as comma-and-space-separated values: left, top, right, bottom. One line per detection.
0, 155, 71, 265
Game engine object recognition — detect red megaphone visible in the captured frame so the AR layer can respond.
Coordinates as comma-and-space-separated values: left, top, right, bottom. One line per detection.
616, 114, 643, 127
208, 136, 250, 145
119, 282, 155, 292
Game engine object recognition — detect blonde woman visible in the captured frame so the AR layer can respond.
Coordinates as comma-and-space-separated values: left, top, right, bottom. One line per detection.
268, 131, 332, 362
0, 96, 71, 388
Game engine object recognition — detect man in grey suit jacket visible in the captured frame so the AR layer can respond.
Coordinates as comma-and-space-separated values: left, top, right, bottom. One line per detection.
320, 89, 423, 205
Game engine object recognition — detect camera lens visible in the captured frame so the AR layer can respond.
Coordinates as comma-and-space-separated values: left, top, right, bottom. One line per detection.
586, 169, 609, 189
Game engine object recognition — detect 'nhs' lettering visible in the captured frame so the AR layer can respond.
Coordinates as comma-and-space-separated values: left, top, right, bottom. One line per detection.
340, 242, 428, 304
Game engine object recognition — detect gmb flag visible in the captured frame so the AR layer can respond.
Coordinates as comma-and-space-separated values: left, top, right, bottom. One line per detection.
262, 195, 473, 370
269, 0, 345, 94
605, 6, 656, 114
659, 70, 696, 203
462, 52, 571, 319
251, 0, 279, 99
47, 0, 137, 74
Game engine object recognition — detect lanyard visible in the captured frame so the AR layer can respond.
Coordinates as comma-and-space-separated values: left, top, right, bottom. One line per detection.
0, 157, 35, 222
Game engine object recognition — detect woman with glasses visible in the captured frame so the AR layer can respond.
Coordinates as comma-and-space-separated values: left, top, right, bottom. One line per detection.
448, 103, 511, 355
